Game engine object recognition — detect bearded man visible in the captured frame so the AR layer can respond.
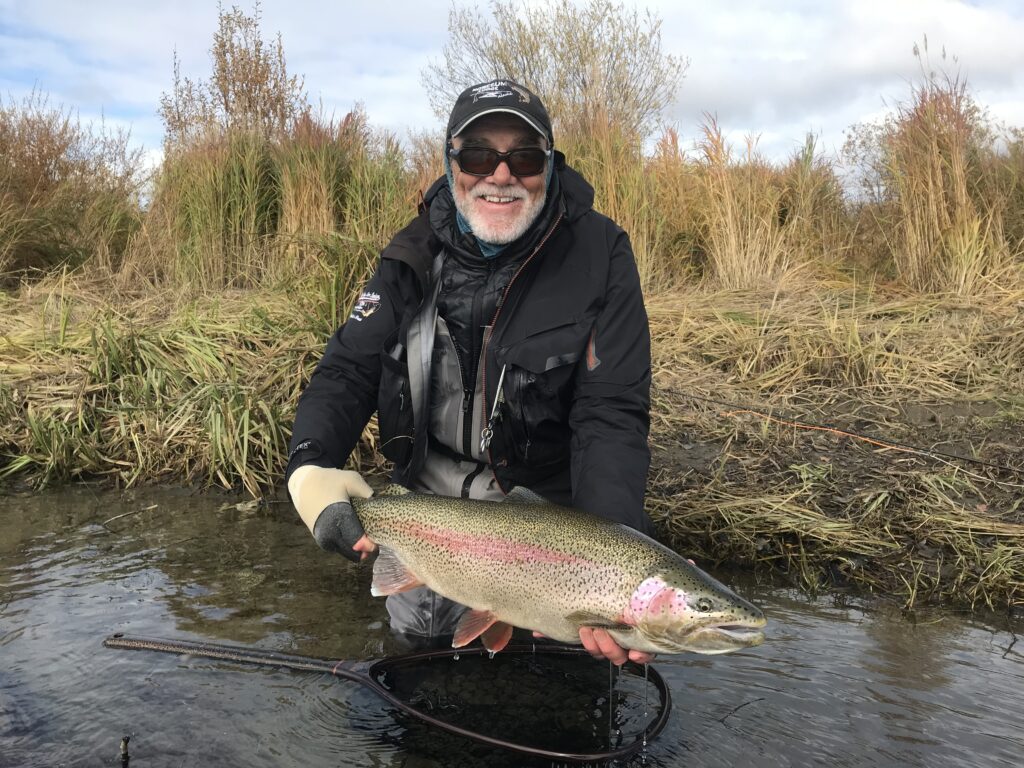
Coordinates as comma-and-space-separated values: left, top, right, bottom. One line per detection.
287, 79, 653, 665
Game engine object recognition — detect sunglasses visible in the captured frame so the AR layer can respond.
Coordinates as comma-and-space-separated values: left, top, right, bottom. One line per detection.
448, 146, 550, 177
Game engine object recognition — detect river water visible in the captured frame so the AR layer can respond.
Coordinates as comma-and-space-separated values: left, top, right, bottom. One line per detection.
1, 487, 1021, 767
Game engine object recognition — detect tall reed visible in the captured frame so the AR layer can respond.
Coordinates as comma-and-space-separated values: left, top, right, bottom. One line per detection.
884, 73, 1013, 294
130, 109, 416, 293
777, 133, 852, 270
844, 42, 1023, 295
694, 118, 793, 289
147, 131, 279, 288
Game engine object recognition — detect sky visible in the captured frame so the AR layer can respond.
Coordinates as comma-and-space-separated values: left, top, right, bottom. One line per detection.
1, 0, 1023, 168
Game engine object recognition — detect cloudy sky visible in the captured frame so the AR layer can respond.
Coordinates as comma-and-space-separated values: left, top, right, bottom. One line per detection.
1, 0, 1022, 166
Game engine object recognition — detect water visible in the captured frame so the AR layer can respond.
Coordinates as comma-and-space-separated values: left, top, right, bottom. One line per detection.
1, 487, 1021, 767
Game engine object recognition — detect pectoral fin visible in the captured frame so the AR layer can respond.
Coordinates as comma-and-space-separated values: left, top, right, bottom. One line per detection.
566, 611, 635, 633
370, 547, 424, 596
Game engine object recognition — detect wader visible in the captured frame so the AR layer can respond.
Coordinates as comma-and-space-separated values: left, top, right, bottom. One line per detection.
385, 255, 506, 645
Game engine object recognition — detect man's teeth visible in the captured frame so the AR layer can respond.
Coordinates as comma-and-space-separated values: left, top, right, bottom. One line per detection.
482, 195, 517, 203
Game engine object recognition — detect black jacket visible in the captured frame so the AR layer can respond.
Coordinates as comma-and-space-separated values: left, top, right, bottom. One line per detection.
288, 154, 652, 533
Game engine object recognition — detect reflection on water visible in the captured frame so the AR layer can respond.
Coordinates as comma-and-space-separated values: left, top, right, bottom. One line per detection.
0, 487, 1021, 767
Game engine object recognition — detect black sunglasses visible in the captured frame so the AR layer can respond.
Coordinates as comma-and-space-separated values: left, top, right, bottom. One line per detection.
448, 146, 551, 177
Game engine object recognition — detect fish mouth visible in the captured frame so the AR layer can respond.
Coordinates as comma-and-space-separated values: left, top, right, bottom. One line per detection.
636, 616, 767, 655
710, 624, 766, 644
666, 618, 766, 654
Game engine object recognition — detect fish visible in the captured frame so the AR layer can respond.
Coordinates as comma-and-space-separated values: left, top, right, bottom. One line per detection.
350, 485, 767, 656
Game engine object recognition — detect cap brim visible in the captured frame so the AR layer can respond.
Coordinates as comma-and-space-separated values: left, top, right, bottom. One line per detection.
450, 108, 549, 140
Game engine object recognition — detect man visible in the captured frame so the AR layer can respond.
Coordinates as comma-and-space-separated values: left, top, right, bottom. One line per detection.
287, 79, 653, 665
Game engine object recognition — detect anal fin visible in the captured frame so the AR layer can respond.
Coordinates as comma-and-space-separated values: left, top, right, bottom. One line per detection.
480, 621, 514, 653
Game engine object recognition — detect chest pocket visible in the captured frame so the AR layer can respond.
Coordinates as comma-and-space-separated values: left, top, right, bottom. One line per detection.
496, 319, 589, 467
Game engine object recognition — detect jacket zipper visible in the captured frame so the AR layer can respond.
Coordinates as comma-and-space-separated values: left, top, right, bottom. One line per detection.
450, 342, 472, 456
463, 260, 494, 456
480, 212, 564, 492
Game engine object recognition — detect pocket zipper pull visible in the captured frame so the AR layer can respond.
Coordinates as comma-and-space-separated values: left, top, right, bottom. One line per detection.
480, 364, 507, 453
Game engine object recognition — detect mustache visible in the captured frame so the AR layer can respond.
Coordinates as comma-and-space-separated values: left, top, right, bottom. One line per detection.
469, 183, 528, 200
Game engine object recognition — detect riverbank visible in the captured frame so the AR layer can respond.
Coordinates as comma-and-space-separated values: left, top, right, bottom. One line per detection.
3, 273, 1022, 613
644, 288, 1024, 613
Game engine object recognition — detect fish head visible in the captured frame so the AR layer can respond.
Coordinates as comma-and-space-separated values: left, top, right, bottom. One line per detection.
621, 567, 767, 655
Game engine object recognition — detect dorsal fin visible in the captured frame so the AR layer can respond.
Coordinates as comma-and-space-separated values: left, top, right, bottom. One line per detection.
378, 484, 412, 497
504, 486, 547, 505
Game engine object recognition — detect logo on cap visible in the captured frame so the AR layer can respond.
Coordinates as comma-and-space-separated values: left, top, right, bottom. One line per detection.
471, 80, 531, 104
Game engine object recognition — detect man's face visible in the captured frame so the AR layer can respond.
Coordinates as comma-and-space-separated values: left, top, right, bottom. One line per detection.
450, 114, 548, 245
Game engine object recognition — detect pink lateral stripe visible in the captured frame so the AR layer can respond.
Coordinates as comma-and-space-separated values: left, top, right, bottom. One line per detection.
401, 521, 586, 565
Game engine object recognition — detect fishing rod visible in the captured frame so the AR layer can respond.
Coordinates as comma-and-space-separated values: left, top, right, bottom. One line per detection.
658, 386, 1024, 482
103, 633, 672, 764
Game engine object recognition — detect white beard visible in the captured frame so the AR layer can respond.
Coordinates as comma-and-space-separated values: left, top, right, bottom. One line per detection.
453, 181, 547, 245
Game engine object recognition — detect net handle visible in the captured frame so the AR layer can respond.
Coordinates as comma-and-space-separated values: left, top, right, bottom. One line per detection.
104, 633, 671, 762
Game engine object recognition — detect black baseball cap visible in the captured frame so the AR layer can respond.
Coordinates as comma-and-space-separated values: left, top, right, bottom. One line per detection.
447, 79, 553, 145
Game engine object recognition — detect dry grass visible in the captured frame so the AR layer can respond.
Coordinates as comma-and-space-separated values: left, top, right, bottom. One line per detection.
0, 272, 386, 496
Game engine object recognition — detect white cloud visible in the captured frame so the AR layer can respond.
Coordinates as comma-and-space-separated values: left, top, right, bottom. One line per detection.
0, 0, 1021, 164
654, 0, 1024, 160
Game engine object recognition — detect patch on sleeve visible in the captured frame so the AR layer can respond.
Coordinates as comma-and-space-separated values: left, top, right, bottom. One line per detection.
350, 291, 381, 322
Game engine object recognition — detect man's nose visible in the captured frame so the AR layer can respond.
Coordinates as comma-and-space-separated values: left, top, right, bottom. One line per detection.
488, 159, 514, 184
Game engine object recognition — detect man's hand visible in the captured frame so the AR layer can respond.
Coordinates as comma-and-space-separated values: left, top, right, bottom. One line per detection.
532, 629, 655, 666
288, 466, 377, 561
579, 627, 655, 666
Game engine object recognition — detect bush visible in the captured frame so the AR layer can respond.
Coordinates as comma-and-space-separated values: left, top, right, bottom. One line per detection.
158, 2, 308, 150
422, 0, 686, 142
0, 90, 144, 281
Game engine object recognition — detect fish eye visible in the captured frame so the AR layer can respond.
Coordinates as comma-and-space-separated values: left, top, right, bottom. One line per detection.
696, 597, 714, 612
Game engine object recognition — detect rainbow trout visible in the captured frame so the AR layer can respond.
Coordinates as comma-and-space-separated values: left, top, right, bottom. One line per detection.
351, 486, 766, 655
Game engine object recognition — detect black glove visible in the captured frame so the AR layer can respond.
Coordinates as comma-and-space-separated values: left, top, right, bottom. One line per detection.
311, 501, 366, 562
